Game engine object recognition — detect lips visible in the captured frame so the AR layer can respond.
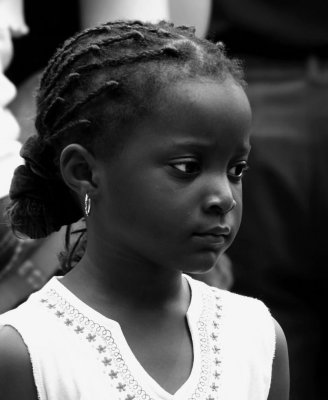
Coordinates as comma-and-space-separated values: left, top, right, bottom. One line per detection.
197, 226, 231, 236
192, 226, 231, 248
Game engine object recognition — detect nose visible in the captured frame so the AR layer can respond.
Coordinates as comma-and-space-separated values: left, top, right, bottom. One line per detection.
202, 176, 236, 215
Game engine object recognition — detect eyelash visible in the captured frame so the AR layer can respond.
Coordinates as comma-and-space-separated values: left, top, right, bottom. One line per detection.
227, 162, 250, 181
170, 159, 250, 181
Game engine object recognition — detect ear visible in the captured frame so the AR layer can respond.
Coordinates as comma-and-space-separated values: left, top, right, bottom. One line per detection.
60, 144, 99, 197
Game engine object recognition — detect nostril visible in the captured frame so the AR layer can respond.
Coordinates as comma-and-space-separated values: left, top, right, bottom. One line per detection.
204, 197, 236, 215
225, 199, 237, 213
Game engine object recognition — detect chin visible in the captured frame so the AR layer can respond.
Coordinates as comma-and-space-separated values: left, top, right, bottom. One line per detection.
181, 252, 220, 275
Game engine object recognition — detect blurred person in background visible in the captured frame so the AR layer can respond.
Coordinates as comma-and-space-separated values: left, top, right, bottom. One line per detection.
0, 0, 66, 313
0, 0, 45, 311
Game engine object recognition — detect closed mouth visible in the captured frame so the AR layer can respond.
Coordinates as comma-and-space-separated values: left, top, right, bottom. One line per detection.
192, 233, 227, 246
194, 225, 231, 237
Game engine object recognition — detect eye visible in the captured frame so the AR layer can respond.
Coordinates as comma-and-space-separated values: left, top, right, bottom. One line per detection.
170, 159, 201, 175
228, 161, 249, 181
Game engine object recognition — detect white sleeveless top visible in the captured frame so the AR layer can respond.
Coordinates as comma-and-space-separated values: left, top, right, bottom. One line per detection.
0, 275, 275, 400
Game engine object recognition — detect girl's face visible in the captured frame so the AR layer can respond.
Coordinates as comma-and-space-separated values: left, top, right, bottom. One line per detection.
93, 79, 251, 274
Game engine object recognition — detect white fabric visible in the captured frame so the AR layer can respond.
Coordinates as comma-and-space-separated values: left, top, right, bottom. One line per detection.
0, 275, 275, 400
0, 0, 27, 199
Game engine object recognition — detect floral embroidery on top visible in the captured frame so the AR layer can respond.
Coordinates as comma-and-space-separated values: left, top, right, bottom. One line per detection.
38, 280, 223, 399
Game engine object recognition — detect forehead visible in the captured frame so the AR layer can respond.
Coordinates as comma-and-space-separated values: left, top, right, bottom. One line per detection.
138, 79, 252, 153
161, 79, 249, 120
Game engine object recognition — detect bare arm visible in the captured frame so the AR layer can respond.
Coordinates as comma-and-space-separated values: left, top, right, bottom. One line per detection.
268, 319, 290, 400
0, 326, 38, 400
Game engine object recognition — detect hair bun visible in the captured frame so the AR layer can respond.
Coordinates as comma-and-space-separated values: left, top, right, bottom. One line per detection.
20, 135, 56, 178
8, 137, 82, 239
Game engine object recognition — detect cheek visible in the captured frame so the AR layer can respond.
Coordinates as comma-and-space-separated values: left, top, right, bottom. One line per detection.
127, 188, 186, 235
102, 174, 183, 235
235, 203, 243, 230
231, 186, 243, 230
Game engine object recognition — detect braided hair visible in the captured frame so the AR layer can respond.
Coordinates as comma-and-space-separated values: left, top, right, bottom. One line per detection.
8, 20, 244, 242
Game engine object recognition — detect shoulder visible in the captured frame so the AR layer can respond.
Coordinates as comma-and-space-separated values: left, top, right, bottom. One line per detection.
190, 276, 269, 314
268, 319, 290, 400
209, 284, 272, 319
214, 289, 289, 397
0, 325, 38, 400
195, 280, 275, 339
188, 277, 275, 339
212, 285, 271, 318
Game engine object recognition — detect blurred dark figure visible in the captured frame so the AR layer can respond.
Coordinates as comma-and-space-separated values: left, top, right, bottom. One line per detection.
0, 0, 45, 312
0, 0, 79, 313
206, 1, 328, 399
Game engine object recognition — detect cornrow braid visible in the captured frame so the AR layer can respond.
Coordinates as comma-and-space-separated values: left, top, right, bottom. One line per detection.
68, 45, 181, 77
50, 119, 91, 142
38, 72, 82, 134
38, 45, 182, 136
10, 19, 244, 244
42, 30, 146, 98
53, 80, 120, 131
40, 24, 113, 88
39, 27, 181, 111
40, 20, 178, 90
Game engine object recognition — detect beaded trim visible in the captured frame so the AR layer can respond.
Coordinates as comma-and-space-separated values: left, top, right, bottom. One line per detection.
38, 281, 223, 400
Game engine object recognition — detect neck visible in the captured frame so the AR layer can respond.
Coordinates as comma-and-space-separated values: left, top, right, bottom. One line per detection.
62, 244, 186, 312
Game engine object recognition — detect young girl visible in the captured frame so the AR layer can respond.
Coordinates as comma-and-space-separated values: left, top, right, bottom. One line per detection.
0, 20, 289, 399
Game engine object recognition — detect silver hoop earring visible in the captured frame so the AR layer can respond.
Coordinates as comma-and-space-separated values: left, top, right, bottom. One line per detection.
84, 193, 91, 217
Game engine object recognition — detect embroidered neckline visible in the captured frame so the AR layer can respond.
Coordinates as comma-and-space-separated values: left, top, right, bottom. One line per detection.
37, 278, 223, 400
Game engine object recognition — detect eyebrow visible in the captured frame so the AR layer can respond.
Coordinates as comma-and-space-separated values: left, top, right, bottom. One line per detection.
165, 138, 252, 154
166, 138, 217, 148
